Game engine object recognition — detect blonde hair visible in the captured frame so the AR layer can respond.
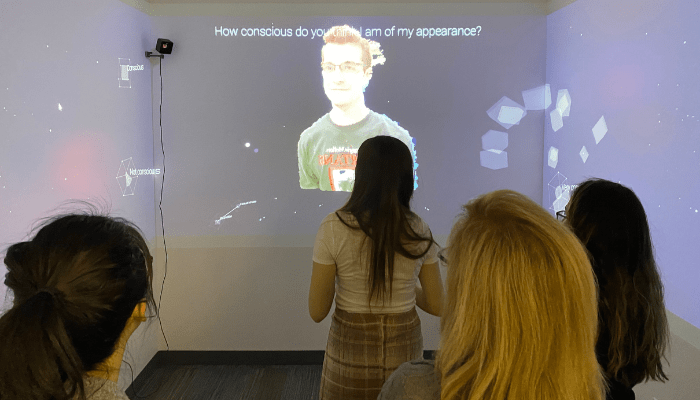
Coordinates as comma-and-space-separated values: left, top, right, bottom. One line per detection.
435, 190, 605, 400
322, 25, 386, 69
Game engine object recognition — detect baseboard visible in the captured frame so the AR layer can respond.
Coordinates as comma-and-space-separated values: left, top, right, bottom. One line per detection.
126, 350, 436, 397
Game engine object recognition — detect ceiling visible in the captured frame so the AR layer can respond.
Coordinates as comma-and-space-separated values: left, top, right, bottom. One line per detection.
146, 0, 550, 4
135, 0, 577, 15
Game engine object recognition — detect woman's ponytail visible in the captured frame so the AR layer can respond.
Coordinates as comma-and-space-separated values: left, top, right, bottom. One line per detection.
1, 212, 155, 400
0, 289, 87, 400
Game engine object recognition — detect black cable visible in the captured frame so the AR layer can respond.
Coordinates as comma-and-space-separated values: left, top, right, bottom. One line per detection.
156, 54, 170, 353
127, 54, 169, 400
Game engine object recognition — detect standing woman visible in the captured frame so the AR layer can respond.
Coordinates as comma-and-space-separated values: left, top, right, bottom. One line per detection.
564, 179, 669, 400
308, 135, 444, 400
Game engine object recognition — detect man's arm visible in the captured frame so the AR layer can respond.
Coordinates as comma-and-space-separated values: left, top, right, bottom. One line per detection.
409, 136, 418, 189
398, 134, 418, 189
298, 136, 319, 189
376, 113, 418, 189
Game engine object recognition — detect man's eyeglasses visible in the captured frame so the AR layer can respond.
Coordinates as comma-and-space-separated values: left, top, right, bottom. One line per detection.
556, 210, 567, 221
321, 62, 365, 74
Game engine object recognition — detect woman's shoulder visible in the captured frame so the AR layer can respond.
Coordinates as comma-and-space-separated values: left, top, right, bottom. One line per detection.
395, 358, 437, 376
406, 212, 431, 233
607, 378, 636, 400
72, 376, 130, 400
378, 359, 440, 400
322, 211, 354, 224
318, 211, 361, 235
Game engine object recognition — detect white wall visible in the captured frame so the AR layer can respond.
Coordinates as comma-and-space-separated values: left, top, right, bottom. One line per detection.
544, 0, 700, 397
65, 1, 700, 396
0, 0, 156, 390
140, 0, 546, 361
634, 311, 700, 400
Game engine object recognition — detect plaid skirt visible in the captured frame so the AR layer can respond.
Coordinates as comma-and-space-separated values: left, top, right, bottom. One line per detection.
319, 307, 423, 400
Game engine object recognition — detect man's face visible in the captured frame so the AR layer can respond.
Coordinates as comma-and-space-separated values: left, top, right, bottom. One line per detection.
322, 43, 371, 109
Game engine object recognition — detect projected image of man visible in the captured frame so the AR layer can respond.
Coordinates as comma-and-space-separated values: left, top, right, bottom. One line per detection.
298, 25, 417, 192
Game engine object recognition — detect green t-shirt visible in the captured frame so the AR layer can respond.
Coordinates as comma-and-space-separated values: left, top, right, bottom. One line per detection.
297, 111, 417, 191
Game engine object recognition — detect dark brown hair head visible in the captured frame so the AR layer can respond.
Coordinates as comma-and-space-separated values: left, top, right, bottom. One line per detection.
337, 135, 433, 309
0, 210, 155, 400
567, 178, 669, 388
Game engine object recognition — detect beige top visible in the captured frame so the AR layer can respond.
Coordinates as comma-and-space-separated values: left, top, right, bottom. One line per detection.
313, 211, 438, 313
69, 376, 129, 400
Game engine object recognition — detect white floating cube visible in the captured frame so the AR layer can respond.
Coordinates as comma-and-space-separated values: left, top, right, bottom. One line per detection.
580, 146, 589, 163
548, 172, 567, 189
482, 130, 508, 151
550, 108, 564, 132
548, 172, 570, 212
592, 115, 608, 144
116, 157, 138, 196
556, 89, 571, 117
480, 149, 508, 170
553, 193, 569, 212
548, 146, 559, 168
555, 184, 564, 199
552, 179, 570, 212
498, 106, 525, 125
487, 96, 527, 129
522, 84, 552, 110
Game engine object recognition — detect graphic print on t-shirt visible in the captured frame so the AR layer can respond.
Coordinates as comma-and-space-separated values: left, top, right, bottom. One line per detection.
318, 146, 358, 191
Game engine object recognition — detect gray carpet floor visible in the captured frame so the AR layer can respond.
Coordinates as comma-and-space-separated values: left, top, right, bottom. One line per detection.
128, 365, 322, 400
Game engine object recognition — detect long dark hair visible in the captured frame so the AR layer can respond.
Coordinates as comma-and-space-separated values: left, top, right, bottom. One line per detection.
336, 135, 434, 308
0, 209, 156, 400
566, 178, 669, 388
